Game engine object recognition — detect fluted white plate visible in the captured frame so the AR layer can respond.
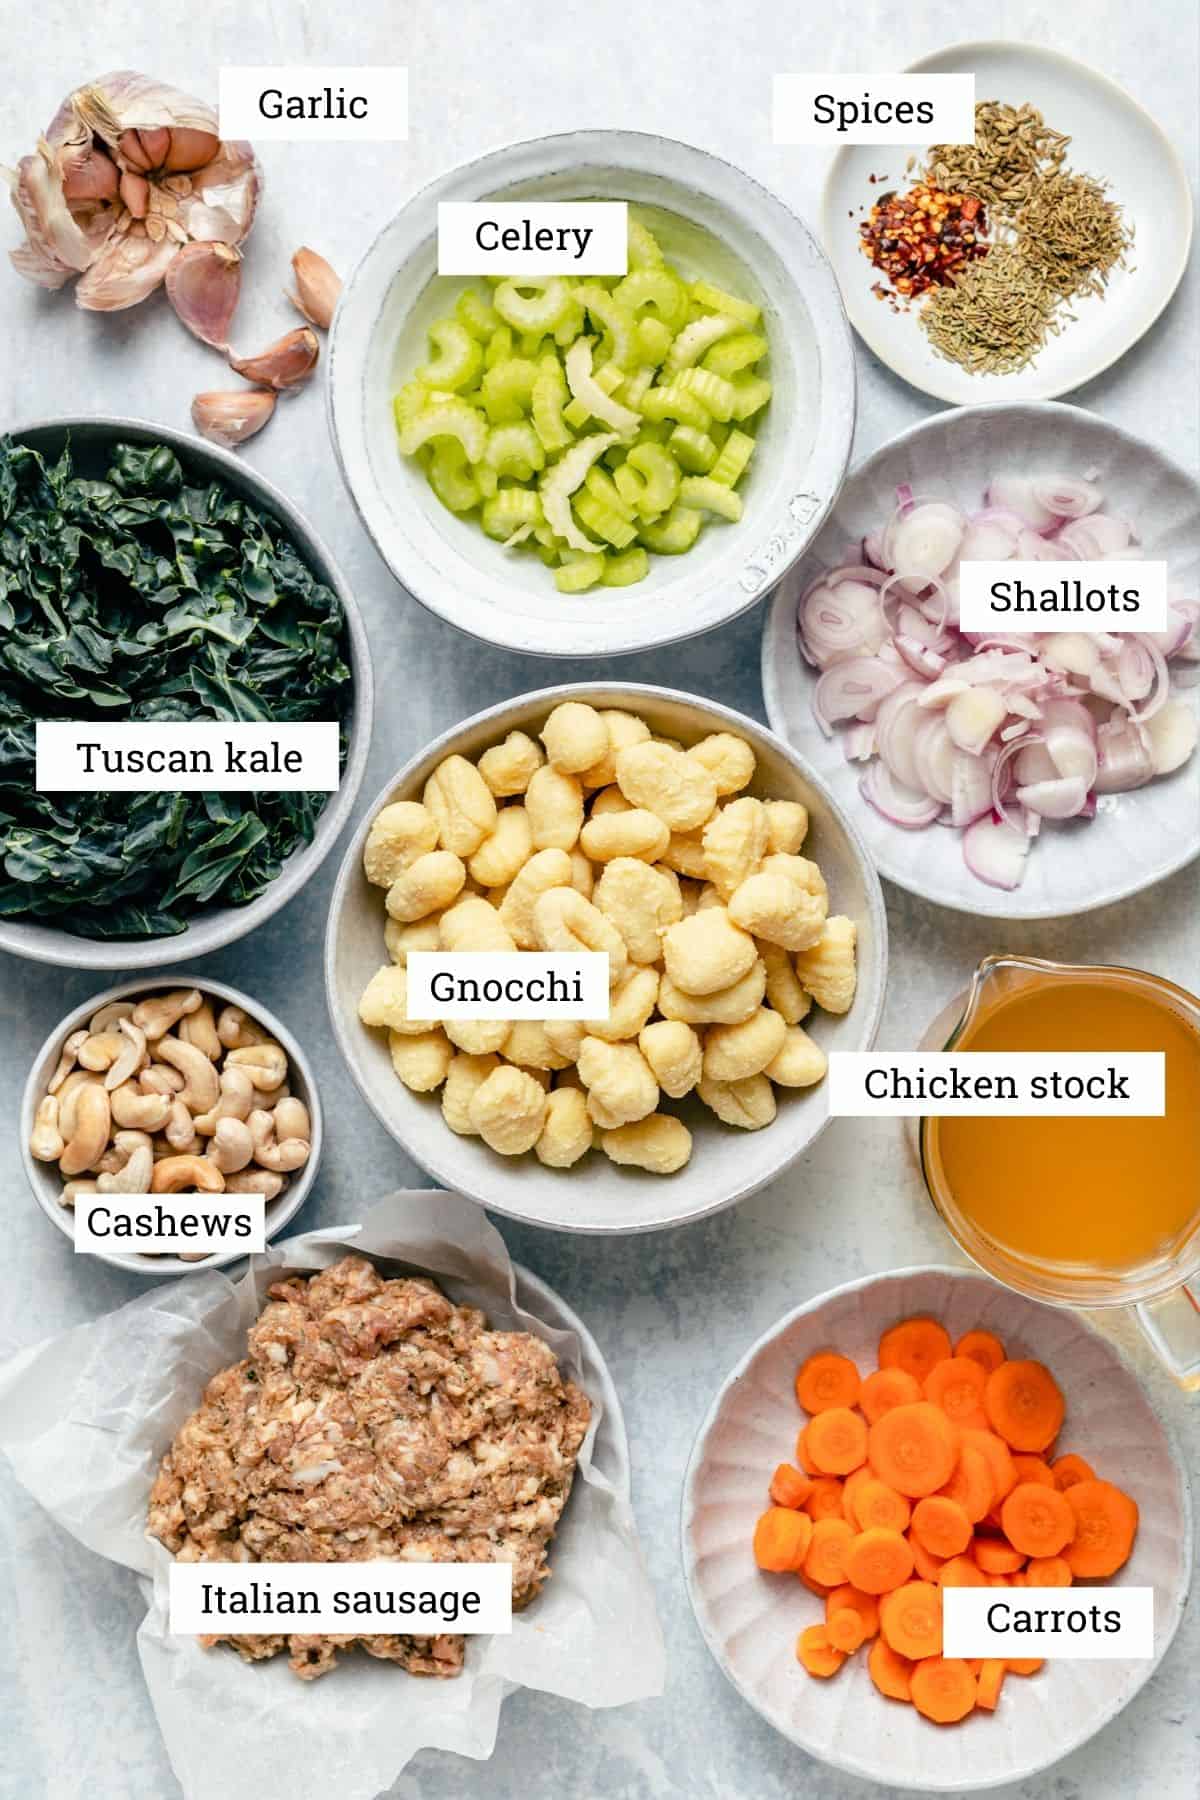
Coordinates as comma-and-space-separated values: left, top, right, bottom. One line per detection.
682, 1266, 1191, 1791
762, 402, 1200, 919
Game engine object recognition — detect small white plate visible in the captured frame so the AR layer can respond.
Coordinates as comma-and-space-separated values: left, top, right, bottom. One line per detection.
762, 402, 1200, 920
822, 42, 1192, 404
682, 1265, 1192, 1791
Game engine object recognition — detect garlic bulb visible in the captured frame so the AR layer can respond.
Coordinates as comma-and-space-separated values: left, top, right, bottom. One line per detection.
6, 70, 260, 315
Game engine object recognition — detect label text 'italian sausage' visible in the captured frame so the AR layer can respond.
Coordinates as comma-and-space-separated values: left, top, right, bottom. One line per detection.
170, 1562, 512, 1634
406, 952, 610, 1020
827, 1052, 1165, 1117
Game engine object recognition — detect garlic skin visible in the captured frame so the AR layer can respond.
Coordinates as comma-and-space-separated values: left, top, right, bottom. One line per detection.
192, 389, 276, 448
289, 247, 341, 331
6, 70, 260, 312
229, 327, 320, 392
165, 241, 242, 348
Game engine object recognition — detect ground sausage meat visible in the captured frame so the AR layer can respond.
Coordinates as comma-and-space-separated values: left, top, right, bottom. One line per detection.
147, 1254, 591, 1680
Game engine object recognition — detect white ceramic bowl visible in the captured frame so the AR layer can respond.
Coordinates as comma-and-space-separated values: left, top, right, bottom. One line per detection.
0, 418, 373, 971
822, 42, 1193, 404
763, 401, 1200, 919
324, 683, 887, 1233
329, 130, 855, 657
21, 974, 323, 1276
682, 1264, 1192, 1790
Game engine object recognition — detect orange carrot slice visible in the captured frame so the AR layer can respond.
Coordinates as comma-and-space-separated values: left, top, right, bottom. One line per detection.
1052, 1453, 1095, 1491
974, 1538, 1026, 1576
825, 1583, 880, 1642
804, 1516, 855, 1588
1007, 1657, 1044, 1676
911, 1495, 972, 1560
868, 1637, 914, 1701
910, 1656, 977, 1723
806, 1406, 869, 1476
908, 1530, 946, 1582
1024, 1554, 1072, 1587
1063, 1479, 1138, 1577
960, 1428, 1016, 1504
753, 1506, 812, 1571
936, 1554, 986, 1588
796, 1623, 845, 1677
1011, 1454, 1056, 1489
853, 1478, 912, 1534
881, 1580, 943, 1660
845, 1526, 915, 1595
1000, 1481, 1077, 1557
954, 1329, 1006, 1374
769, 1463, 813, 1510
868, 1402, 958, 1498
860, 1366, 922, 1423
879, 1316, 953, 1385
796, 1350, 862, 1414
805, 1477, 846, 1522
923, 1356, 989, 1431
976, 1658, 1006, 1710
938, 1444, 994, 1524
984, 1360, 1064, 1453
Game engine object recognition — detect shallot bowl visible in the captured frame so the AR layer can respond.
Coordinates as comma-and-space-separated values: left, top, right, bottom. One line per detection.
762, 403, 1200, 920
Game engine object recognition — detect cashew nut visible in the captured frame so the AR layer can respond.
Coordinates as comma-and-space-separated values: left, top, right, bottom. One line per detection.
207, 1116, 254, 1174
104, 1017, 147, 1092
164, 1098, 201, 1153
192, 1066, 255, 1135
77, 1030, 126, 1073
225, 1041, 287, 1093
88, 1000, 136, 1034
113, 1130, 154, 1164
178, 999, 222, 1061
132, 988, 203, 1041
224, 1168, 285, 1199
246, 1107, 310, 1172
47, 1028, 88, 1094
96, 1146, 153, 1194
29, 1095, 65, 1162
110, 1084, 172, 1132
140, 1062, 184, 1097
216, 1004, 270, 1050
61, 1179, 99, 1209
155, 1036, 220, 1112
273, 1097, 310, 1141
58, 1082, 112, 1177
151, 1155, 226, 1194
57, 1072, 104, 1139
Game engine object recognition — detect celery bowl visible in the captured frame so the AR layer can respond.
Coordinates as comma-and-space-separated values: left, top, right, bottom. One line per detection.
329, 132, 855, 657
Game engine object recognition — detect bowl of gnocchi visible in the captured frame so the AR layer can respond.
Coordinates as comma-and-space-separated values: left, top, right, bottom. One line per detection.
324, 684, 887, 1233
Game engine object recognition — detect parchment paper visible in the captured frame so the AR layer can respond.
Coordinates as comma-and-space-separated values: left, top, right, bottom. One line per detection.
0, 1190, 666, 1800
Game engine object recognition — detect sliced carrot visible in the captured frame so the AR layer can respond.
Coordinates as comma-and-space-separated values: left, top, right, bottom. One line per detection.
753, 1506, 812, 1571
795, 1422, 816, 1474
827, 1606, 868, 1653
1011, 1454, 1056, 1489
910, 1656, 977, 1724
1052, 1452, 1095, 1492
806, 1406, 869, 1476
844, 1526, 914, 1595
954, 1329, 1006, 1374
804, 1516, 855, 1588
908, 1530, 946, 1582
1000, 1481, 1077, 1557
796, 1623, 845, 1677
1024, 1554, 1073, 1587
860, 1366, 922, 1424
868, 1636, 914, 1701
798, 1568, 833, 1599
1063, 1479, 1139, 1577
853, 1478, 912, 1535
826, 1583, 880, 1641
1007, 1657, 1044, 1676
841, 1465, 875, 1526
937, 1554, 986, 1588
769, 1462, 813, 1510
805, 1477, 846, 1522
960, 1427, 1016, 1504
976, 1658, 1006, 1710
984, 1360, 1064, 1453
973, 1538, 1026, 1576
965, 1658, 984, 1676
868, 1401, 958, 1498
938, 1444, 994, 1524
985, 1574, 1012, 1588
796, 1350, 862, 1414
923, 1356, 989, 1431
881, 1580, 943, 1660
879, 1316, 953, 1385
911, 1495, 972, 1560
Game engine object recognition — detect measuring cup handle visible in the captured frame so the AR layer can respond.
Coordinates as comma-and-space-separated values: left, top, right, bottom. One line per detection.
1135, 1283, 1200, 1389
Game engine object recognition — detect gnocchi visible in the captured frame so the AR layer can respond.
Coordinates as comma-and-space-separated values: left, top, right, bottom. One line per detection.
358, 704, 857, 1179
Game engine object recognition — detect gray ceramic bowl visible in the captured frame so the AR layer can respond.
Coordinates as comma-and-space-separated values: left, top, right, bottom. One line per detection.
21, 973, 323, 1276
325, 683, 887, 1234
0, 417, 373, 970
329, 130, 855, 657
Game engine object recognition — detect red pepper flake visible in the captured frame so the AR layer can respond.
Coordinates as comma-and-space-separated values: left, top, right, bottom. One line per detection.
858, 181, 989, 300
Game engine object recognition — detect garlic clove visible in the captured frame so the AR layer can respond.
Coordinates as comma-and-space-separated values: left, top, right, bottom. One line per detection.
75, 227, 178, 310
60, 143, 120, 206
288, 247, 341, 331
119, 169, 150, 219
162, 127, 221, 172
165, 240, 242, 347
229, 326, 320, 391
192, 389, 276, 447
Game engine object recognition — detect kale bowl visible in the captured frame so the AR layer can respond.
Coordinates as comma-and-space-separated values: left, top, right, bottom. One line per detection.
0, 419, 372, 969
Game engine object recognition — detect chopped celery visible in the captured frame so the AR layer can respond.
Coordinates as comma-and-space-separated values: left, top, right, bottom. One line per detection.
729, 374, 772, 421
485, 422, 545, 480
709, 429, 755, 486
418, 319, 483, 391
676, 367, 737, 422
627, 215, 665, 270
626, 441, 680, 516
664, 314, 738, 375
428, 440, 479, 513
455, 287, 500, 339
640, 384, 713, 431
481, 358, 539, 423
635, 317, 674, 366
555, 552, 606, 593
601, 546, 649, 586
613, 268, 689, 331
583, 465, 635, 521
679, 476, 743, 521
574, 490, 638, 549
702, 331, 768, 378
494, 276, 573, 335
531, 356, 573, 454
397, 397, 488, 462
576, 284, 638, 371
638, 505, 703, 554
667, 425, 719, 473
483, 324, 514, 369
482, 488, 542, 540
691, 280, 761, 326
564, 339, 641, 436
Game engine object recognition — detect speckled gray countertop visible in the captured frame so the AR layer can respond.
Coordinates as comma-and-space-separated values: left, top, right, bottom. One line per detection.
1, 4, 1197, 1796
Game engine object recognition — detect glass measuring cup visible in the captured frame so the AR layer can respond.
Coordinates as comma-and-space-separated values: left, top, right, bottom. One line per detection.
917, 954, 1200, 1389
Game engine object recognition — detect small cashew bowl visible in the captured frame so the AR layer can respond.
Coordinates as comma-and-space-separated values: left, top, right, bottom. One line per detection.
20, 975, 323, 1277
325, 682, 886, 1234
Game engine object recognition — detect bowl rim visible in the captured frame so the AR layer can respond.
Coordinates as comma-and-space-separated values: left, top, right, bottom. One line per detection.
820, 39, 1195, 405
762, 398, 1200, 919
323, 679, 888, 1234
680, 1260, 1195, 1790
0, 414, 374, 971
327, 126, 856, 658
20, 971, 324, 1277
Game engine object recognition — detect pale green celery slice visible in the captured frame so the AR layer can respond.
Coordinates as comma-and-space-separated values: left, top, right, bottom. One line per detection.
613, 462, 648, 515
709, 429, 755, 486
690, 280, 761, 326
482, 488, 542, 540
481, 357, 539, 424
429, 439, 480, 513
584, 465, 635, 521
640, 384, 712, 431
667, 425, 719, 473
494, 276, 573, 334
638, 505, 703, 553
484, 325, 514, 369
676, 367, 737, 423
564, 340, 641, 436
663, 314, 738, 375
476, 463, 499, 498
574, 490, 638, 549
555, 552, 606, 593
729, 374, 772, 421
679, 475, 743, 521
531, 357, 573, 454
627, 216, 665, 270
485, 422, 546, 479
455, 288, 500, 339
539, 432, 619, 552
612, 268, 689, 330
397, 398, 488, 462
601, 546, 649, 586
702, 331, 768, 378
627, 441, 680, 516
394, 380, 431, 430
617, 365, 655, 410
635, 317, 674, 366
503, 522, 535, 549
577, 283, 638, 371
417, 320, 483, 391
553, 299, 587, 345
562, 397, 591, 431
